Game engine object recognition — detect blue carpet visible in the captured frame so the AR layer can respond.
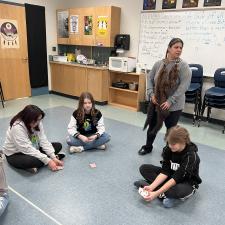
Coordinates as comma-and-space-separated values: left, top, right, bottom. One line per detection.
0, 106, 224, 225
31, 86, 49, 96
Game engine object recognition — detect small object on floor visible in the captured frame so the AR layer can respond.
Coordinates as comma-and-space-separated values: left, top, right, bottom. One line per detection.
89, 163, 96, 168
163, 198, 179, 208
133, 179, 150, 188
56, 152, 66, 160
97, 144, 106, 150
138, 187, 149, 198
56, 166, 64, 170
26, 168, 38, 174
138, 146, 152, 155
69, 146, 84, 153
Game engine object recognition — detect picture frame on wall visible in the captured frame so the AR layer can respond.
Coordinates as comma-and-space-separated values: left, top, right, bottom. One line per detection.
182, 0, 199, 8
204, 0, 221, 7
143, 0, 156, 10
162, 0, 177, 9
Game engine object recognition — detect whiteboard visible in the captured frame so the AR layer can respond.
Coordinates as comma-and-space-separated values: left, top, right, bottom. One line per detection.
138, 10, 225, 77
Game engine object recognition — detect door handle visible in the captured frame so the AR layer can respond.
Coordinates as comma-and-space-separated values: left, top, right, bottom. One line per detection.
22, 58, 28, 61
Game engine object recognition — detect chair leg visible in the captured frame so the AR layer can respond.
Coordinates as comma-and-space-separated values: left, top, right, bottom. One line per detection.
207, 107, 211, 122
199, 96, 206, 126
0, 82, 5, 108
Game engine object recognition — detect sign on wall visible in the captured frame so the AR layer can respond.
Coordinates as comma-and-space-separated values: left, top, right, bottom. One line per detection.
84, 16, 93, 35
0, 19, 20, 48
97, 16, 108, 36
70, 15, 79, 34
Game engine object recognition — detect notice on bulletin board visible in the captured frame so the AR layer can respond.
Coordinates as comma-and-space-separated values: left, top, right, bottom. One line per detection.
0, 19, 20, 48
97, 16, 108, 36
70, 15, 79, 34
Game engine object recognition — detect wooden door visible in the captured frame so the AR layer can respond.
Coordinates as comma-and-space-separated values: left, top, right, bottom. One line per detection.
0, 3, 31, 100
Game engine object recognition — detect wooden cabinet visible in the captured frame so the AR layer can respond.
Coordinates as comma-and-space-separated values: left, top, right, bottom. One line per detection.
108, 71, 146, 111
51, 63, 87, 96
87, 68, 109, 102
94, 6, 121, 47
50, 62, 109, 103
57, 6, 121, 47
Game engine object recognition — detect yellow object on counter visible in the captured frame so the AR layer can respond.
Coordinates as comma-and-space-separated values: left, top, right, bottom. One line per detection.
67, 53, 76, 62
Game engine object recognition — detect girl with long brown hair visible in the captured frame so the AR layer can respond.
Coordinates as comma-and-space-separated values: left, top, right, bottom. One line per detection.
139, 38, 192, 155
67, 92, 110, 153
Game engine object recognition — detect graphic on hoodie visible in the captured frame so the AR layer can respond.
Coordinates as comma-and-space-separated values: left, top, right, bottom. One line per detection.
83, 118, 92, 132
30, 134, 40, 149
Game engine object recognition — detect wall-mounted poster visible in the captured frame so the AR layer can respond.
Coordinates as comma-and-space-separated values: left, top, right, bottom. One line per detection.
204, 0, 221, 6
70, 15, 79, 34
182, 0, 199, 8
57, 11, 69, 38
84, 16, 93, 35
162, 0, 177, 9
143, 0, 156, 10
0, 19, 19, 48
97, 16, 108, 36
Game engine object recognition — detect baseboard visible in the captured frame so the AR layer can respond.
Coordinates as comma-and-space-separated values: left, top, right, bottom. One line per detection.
49, 91, 108, 105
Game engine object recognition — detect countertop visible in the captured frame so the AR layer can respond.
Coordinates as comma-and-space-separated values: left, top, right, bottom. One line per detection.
49, 61, 109, 70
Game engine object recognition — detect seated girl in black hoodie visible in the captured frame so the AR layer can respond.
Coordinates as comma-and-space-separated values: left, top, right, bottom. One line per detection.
134, 125, 202, 208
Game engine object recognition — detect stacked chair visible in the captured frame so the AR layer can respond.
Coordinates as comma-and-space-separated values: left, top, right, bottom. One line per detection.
185, 64, 203, 126
200, 68, 225, 133
0, 81, 4, 108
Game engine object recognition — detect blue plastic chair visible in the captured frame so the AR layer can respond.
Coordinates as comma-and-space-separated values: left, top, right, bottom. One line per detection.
185, 64, 203, 126
200, 68, 225, 133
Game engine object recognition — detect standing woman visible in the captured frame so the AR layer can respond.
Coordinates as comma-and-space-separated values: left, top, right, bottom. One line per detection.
3, 105, 64, 173
138, 38, 192, 155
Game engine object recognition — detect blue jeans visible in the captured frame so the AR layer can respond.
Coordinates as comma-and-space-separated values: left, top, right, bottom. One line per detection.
0, 193, 9, 216
66, 133, 110, 150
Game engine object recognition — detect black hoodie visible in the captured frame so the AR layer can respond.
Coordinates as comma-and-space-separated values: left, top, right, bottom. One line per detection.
161, 142, 202, 188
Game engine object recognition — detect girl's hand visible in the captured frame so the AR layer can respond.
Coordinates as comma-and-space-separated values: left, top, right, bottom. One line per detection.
144, 191, 159, 202
160, 101, 171, 110
48, 160, 58, 171
78, 135, 89, 143
53, 158, 64, 166
88, 135, 98, 142
151, 95, 158, 105
143, 185, 154, 192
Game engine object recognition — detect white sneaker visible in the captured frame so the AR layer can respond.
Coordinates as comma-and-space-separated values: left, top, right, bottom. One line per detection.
26, 168, 38, 174
69, 146, 84, 153
97, 144, 106, 150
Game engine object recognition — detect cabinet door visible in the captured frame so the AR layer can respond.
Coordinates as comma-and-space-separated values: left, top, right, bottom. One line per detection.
69, 8, 82, 45
51, 64, 76, 95
94, 6, 121, 47
87, 69, 109, 102
80, 7, 95, 46
57, 10, 69, 44
73, 66, 87, 96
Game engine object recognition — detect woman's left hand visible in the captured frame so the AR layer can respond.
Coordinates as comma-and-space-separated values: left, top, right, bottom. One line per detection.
160, 101, 171, 110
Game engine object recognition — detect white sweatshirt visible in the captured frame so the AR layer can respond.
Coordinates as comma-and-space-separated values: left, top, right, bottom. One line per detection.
3, 121, 56, 165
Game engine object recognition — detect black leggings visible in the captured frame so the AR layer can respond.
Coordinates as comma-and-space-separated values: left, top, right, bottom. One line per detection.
6, 142, 62, 170
145, 110, 182, 151
139, 164, 195, 199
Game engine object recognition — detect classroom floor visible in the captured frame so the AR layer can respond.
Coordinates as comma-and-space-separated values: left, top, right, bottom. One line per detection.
0, 94, 224, 225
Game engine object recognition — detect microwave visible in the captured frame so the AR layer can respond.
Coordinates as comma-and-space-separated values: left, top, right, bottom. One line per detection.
109, 57, 136, 72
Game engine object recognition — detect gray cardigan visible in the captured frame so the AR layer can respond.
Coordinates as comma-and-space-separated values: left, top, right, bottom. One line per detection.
148, 59, 191, 112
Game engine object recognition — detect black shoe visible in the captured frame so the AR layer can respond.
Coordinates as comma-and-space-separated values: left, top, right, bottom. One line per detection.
138, 146, 152, 155
56, 152, 66, 160
133, 180, 149, 188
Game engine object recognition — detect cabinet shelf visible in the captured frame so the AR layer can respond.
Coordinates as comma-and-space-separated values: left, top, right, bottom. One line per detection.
108, 71, 146, 111
109, 86, 138, 94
